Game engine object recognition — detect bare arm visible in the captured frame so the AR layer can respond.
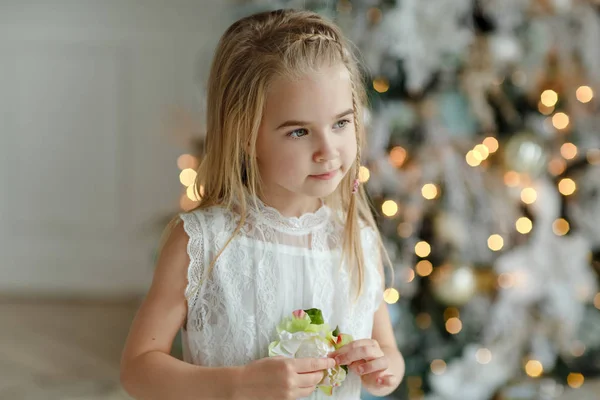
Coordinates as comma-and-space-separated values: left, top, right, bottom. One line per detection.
120, 220, 241, 400
363, 244, 406, 397
363, 236, 405, 396
366, 299, 405, 396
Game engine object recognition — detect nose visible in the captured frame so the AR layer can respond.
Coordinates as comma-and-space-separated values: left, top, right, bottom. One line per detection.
313, 131, 338, 163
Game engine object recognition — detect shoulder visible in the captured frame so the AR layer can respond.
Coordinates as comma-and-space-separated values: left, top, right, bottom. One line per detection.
150, 218, 191, 301
180, 205, 238, 236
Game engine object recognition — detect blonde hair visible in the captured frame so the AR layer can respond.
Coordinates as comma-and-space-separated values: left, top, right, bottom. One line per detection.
172, 9, 390, 298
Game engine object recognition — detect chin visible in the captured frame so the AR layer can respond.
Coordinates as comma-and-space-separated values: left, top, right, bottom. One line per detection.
302, 180, 342, 198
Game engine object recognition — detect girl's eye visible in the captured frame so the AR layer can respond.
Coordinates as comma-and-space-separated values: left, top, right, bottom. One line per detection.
288, 128, 308, 139
333, 119, 351, 129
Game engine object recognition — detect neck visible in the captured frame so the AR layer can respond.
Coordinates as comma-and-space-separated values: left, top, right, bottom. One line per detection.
255, 189, 322, 218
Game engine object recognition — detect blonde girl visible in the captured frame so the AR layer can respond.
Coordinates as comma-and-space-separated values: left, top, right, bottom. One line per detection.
120, 9, 405, 400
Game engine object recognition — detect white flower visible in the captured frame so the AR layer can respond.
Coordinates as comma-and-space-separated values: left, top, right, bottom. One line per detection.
268, 330, 334, 359
268, 309, 353, 396
321, 365, 347, 388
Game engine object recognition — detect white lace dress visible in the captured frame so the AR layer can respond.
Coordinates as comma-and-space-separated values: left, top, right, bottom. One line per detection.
179, 198, 384, 399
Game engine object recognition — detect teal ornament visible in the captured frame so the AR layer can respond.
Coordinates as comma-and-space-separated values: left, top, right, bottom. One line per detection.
436, 90, 478, 139
386, 101, 417, 140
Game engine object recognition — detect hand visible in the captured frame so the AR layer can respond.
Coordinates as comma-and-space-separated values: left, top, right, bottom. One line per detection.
235, 356, 336, 400
328, 339, 399, 391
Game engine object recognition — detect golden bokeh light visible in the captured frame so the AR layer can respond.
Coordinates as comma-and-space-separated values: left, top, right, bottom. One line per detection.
567, 373, 585, 389
373, 77, 390, 93
384, 288, 400, 304
472, 148, 484, 161
525, 360, 543, 378
576, 86, 594, 103
358, 166, 370, 183
415, 241, 431, 257
473, 144, 490, 160
466, 150, 481, 167
560, 143, 578, 160
179, 168, 197, 187
552, 112, 570, 130
488, 234, 504, 251
516, 217, 533, 234
483, 137, 499, 153
421, 183, 439, 200
415, 260, 433, 277
521, 187, 537, 204
389, 146, 408, 167
445, 317, 462, 334
558, 178, 576, 196
540, 89, 558, 107
382, 200, 399, 217
552, 218, 570, 236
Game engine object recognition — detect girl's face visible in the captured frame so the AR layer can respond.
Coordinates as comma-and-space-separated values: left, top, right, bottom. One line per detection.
255, 63, 357, 214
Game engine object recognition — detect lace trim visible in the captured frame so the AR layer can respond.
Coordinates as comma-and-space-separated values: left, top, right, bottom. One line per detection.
246, 195, 331, 235
180, 212, 205, 310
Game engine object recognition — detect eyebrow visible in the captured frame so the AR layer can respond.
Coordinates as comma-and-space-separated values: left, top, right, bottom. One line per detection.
276, 108, 354, 130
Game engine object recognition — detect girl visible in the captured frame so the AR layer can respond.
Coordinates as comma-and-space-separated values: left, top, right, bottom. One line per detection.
120, 9, 405, 400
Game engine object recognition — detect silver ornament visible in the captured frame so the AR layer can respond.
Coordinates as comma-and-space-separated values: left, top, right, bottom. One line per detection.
503, 132, 549, 177
431, 264, 477, 306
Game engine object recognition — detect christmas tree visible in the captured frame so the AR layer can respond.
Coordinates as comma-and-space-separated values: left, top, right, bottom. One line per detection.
174, 1, 600, 398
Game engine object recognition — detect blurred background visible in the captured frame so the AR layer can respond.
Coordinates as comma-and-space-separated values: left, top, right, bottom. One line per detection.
1, 0, 599, 399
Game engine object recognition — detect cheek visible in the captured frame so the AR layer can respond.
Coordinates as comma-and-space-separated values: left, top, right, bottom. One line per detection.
344, 135, 358, 165
260, 149, 303, 178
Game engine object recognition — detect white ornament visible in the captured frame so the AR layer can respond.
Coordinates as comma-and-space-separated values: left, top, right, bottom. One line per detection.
489, 33, 523, 65
431, 265, 477, 306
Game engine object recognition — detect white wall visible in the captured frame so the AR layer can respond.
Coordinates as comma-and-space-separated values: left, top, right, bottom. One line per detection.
0, 0, 232, 297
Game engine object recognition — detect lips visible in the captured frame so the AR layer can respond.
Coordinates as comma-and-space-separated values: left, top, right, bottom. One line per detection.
310, 169, 339, 180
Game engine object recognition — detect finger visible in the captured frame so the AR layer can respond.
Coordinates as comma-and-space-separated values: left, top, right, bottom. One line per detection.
377, 374, 399, 387
355, 358, 389, 376
329, 339, 377, 357
293, 357, 336, 373
334, 345, 383, 365
295, 385, 318, 398
348, 360, 366, 374
296, 370, 326, 388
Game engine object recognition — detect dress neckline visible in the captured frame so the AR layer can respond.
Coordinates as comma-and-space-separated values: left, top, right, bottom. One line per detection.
245, 194, 331, 235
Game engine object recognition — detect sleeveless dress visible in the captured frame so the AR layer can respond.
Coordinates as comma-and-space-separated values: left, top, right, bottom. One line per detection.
179, 197, 384, 399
